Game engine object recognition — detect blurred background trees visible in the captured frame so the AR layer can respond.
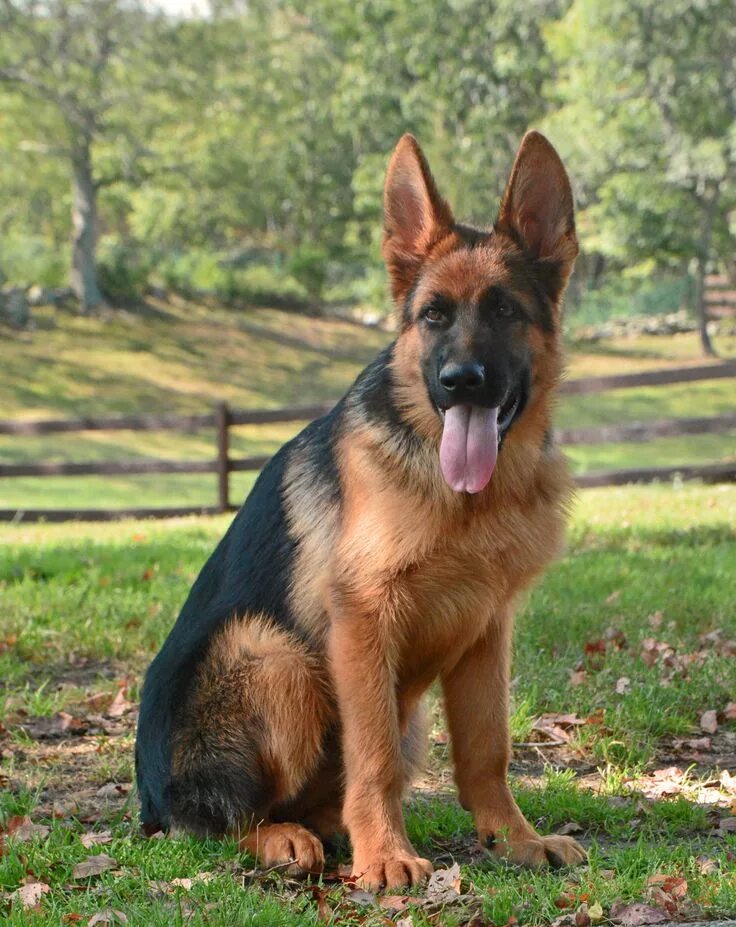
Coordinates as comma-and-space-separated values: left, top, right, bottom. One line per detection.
0, 0, 734, 341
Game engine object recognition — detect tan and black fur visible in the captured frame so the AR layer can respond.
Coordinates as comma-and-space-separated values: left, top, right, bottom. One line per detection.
136, 130, 585, 888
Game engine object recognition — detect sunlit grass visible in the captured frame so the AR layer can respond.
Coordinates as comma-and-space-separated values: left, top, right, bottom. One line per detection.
1, 484, 735, 924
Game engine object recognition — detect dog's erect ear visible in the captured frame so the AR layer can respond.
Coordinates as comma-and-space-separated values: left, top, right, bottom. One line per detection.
382, 134, 454, 304
496, 131, 578, 291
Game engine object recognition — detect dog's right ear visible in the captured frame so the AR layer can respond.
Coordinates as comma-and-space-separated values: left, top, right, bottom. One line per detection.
382, 134, 454, 305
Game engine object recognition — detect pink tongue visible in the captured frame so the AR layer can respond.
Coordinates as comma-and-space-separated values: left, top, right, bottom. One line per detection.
439, 405, 499, 493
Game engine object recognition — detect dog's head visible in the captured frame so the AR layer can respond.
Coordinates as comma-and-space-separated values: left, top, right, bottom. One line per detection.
383, 131, 577, 494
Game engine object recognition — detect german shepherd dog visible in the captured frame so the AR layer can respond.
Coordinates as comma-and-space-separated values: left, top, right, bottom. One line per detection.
136, 130, 585, 889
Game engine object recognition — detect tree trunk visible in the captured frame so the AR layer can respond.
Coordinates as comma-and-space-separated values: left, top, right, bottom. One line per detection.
693, 187, 718, 358
71, 143, 105, 313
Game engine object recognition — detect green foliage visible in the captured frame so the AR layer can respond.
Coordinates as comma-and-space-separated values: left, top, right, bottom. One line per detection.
0, 0, 734, 319
98, 242, 152, 303
153, 251, 309, 305
286, 246, 330, 302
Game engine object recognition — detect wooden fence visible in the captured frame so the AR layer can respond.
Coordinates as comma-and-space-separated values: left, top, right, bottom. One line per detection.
1, 361, 735, 522
705, 273, 736, 320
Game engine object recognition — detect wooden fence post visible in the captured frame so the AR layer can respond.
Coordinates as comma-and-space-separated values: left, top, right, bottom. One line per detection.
215, 401, 230, 513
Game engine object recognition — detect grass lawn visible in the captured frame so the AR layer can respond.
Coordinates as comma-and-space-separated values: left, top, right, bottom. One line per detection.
1, 484, 735, 925
0, 300, 735, 510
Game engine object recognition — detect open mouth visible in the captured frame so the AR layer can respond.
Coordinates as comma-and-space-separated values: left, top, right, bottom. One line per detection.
436, 381, 527, 494
436, 381, 525, 436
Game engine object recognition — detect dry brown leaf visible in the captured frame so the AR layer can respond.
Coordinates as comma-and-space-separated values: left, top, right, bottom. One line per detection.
379, 894, 408, 914
615, 677, 631, 695
648, 611, 663, 629
106, 689, 134, 719
73, 853, 118, 879
672, 736, 711, 752
396, 917, 414, 927
695, 856, 719, 875
6, 815, 50, 842
700, 709, 719, 734
87, 911, 128, 925
720, 770, 736, 793
569, 670, 587, 687
96, 783, 130, 800
13, 881, 51, 909
345, 888, 376, 906
19, 712, 88, 740
609, 901, 668, 925
556, 822, 584, 836
80, 830, 113, 848
717, 816, 736, 835
723, 702, 736, 721
426, 862, 461, 902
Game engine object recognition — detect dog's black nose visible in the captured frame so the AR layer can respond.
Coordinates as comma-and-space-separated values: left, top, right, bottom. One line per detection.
439, 362, 485, 392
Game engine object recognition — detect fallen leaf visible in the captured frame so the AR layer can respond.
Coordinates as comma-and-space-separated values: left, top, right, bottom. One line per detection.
5, 816, 50, 842
80, 830, 113, 848
73, 853, 118, 879
575, 903, 591, 927
609, 901, 668, 925
648, 611, 663, 629
606, 590, 621, 605
717, 817, 736, 835
554, 892, 576, 909
169, 877, 193, 890
672, 736, 711, 752
106, 688, 134, 719
556, 822, 584, 836
584, 639, 607, 657
569, 670, 587, 687
588, 901, 604, 921
345, 889, 376, 906
96, 783, 130, 800
695, 856, 719, 875
396, 918, 414, 927
13, 881, 51, 909
426, 862, 462, 902
723, 702, 736, 722
87, 911, 128, 925
18, 712, 88, 739
615, 677, 631, 695
380, 894, 408, 914
700, 709, 719, 734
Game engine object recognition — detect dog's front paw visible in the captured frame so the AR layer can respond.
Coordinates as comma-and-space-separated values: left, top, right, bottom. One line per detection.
485, 831, 586, 868
352, 852, 434, 889
240, 822, 325, 875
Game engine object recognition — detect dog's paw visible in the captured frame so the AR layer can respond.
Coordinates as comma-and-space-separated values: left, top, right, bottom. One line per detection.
486, 832, 586, 868
352, 853, 434, 889
240, 822, 325, 875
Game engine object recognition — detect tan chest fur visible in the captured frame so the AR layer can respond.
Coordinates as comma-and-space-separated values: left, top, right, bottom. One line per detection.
329, 430, 570, 691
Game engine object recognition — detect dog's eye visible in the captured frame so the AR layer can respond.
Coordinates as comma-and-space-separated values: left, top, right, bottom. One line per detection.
497, 304, 515, 319
424, 307, 446, 324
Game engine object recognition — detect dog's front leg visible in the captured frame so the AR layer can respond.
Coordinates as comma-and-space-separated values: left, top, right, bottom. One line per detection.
442, 616, 586, 868
328, 600, 433, 889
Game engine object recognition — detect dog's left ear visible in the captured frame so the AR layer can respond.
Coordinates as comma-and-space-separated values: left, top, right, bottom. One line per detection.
383, 134, 454, 305
496, 131, 578, 295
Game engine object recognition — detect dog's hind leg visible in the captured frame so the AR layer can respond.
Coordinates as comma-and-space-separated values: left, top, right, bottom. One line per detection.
168, 614, 332, 873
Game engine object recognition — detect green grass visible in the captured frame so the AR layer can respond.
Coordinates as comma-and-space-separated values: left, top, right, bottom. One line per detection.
1, 485, 735, 924
0, 301, 734, 510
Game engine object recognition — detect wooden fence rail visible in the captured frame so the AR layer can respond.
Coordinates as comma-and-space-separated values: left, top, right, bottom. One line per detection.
1, 362, 735, 523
